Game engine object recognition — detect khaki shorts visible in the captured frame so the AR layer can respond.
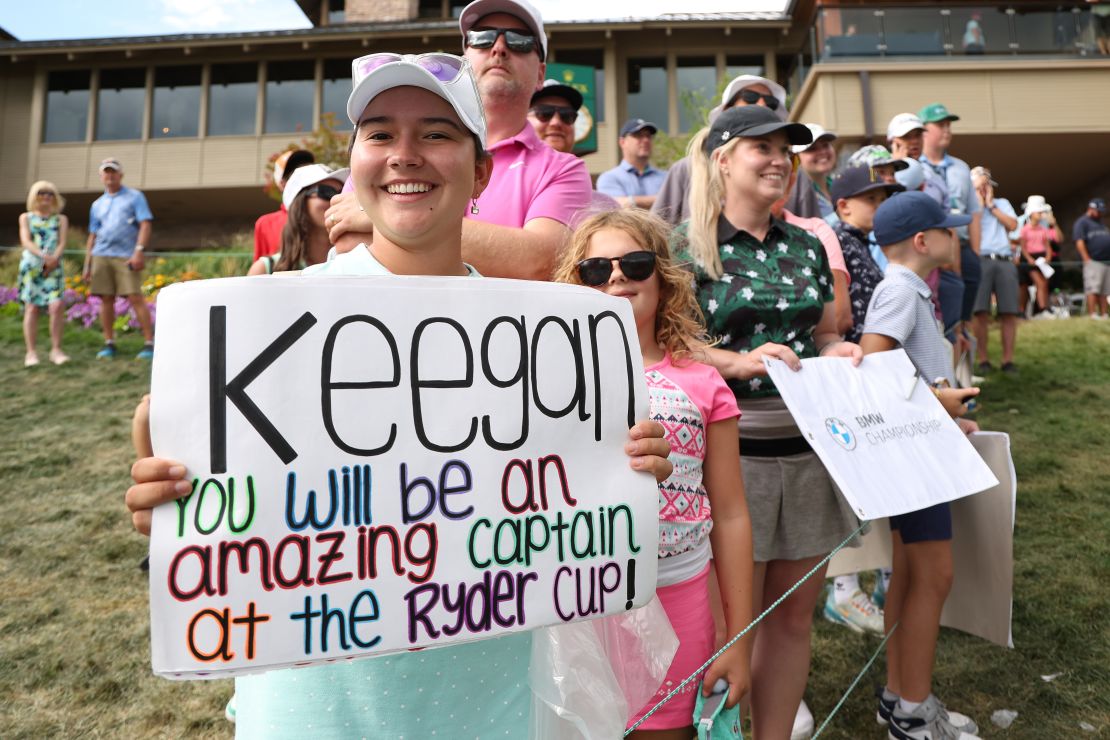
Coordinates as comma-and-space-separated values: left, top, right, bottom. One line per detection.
1083, 260, 1110, 296
741, 450, 860, 562
90, 255, 143, 296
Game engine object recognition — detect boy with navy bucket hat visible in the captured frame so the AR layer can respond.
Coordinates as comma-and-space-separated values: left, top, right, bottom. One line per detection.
860, 191, 984, 740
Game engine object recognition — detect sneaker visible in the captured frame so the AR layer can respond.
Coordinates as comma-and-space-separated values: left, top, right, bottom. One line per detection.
871, 573, 887, 610
975, 361, 992, 373
888, 694, 980, 740
791, 699, 814, 740
24, 351, 40, 367
1001, 362, 1017, 374
823, 588, 885, 634
49, 349, 70, 365
135, 344, 154, 360
876, 686, 898, 725
96, 343, 117, 359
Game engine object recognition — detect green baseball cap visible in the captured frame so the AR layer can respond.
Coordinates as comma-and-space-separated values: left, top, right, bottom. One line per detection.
918, 103, 959, 123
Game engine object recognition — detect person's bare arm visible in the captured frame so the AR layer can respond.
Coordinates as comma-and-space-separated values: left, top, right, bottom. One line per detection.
988, 203, 1018, 233
832, 270, 852, 337
247, 258, 269, 276
128, 220, 152, 271
859, 332, 897, 355
705, 343, 802, 382
18, 213, 40, 256
815, 301, 862, 364
1076, 238, 1090, 263
615, 195, 656, 209
461, 217, 570, 280
968, 211, 982, 254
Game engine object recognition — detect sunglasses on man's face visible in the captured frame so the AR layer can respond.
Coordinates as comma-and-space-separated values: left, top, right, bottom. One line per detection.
37, 191, 56, 198
307, 184, 340, 201
736, 89, 780, 110
530, 105, 578, 125
577, 251, 657, 286
466, 28, 538, 54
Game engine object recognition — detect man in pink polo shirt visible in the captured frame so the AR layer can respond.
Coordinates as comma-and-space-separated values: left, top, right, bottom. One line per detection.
326, 0, 590, 280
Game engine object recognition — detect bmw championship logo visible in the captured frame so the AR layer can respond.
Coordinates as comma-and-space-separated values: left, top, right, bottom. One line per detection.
824, 417, 857, 451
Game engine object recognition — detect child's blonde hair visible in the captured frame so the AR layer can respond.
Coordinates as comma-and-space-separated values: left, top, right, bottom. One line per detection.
554, 209, 713, 363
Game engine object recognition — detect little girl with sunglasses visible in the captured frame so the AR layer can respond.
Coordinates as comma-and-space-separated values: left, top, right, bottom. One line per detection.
554, 209, 754, 738
247, 164, 348, 275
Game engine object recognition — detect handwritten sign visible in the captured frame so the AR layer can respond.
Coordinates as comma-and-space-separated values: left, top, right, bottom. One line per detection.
765, 350, 998, 520
147, 276, 659, 679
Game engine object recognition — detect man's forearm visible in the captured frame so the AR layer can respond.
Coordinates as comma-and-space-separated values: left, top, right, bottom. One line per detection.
461, 219, 566, 281
136, 221, 152, 250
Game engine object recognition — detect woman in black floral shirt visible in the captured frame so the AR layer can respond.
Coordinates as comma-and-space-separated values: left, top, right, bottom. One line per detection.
676, 105, 863, 739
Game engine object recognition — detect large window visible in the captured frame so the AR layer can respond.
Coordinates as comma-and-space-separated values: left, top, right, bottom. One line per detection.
725, 56, 764, 84
152, 66, 201, 138
43, 70, 90, 143
328, 0, 345, 24
208, 63, 258, 136
265, 61, 315, 134
96, 67, 146, 141
676, 57, 716, 133
626, 57, 667, 132
322, 58, 350, 126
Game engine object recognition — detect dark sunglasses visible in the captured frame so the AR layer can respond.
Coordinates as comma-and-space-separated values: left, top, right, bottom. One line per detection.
530, 104, 578, 125
307, 184, 340, 201
37, 190, 56, 197
736, 89, 780, 110
577, 251, 657, 286
466, 28, 538, 54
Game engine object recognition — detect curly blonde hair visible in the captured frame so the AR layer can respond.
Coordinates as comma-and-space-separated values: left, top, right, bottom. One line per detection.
553, 209, 713, 364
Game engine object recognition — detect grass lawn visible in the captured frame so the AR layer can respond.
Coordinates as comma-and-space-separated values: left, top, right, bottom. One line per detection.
1, 314, 1107, 738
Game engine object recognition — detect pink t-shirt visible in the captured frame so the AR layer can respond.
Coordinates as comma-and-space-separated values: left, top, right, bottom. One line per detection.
342, 123, 590, 230
783, 210, 849, 283
475, 123, 592, 228
1021, 223, 1053, 256
646, 354, 740, 563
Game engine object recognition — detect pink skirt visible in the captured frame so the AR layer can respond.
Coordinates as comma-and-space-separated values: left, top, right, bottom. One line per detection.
627, 563, 714, 730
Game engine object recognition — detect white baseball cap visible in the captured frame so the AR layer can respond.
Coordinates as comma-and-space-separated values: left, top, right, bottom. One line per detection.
709, 75, 788, 123
347, 53, 487, 149
283, 164, 350, 210
887, 112, 925, 140
459, 0, 547, 59
792, 123, 837, 154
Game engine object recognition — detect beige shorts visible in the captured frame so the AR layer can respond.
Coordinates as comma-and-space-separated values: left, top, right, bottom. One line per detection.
741, 450, 861, 562
90, 255, 143, 296
1083, 260, 1110, 296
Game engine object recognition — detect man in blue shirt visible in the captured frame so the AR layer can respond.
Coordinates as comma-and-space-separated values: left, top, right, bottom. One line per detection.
82, 158, 155, 359
596, 118, 667, 209
969, 166, 1020, 373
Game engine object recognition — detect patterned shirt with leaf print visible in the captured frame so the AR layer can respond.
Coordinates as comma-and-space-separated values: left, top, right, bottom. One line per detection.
674, 215, 834, 399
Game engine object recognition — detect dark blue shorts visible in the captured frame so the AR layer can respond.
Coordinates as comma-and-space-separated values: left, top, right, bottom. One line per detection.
889, 501, 952, 543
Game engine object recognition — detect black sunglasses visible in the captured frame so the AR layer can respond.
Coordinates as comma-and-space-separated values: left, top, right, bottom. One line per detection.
530, 104, 578, 125
577, 251, 657, 286
466, 28, 538, 54
37, 190, 57, 197
307, 184, 340, 201
735, 89, 780, 111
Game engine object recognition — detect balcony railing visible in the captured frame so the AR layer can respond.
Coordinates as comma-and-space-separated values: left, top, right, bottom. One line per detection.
811, 3, 1102, 60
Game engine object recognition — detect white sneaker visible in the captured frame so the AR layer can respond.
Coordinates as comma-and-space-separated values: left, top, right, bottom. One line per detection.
823, 588, 885, 634
888, 694, 980, 740
792, 699, 814, 740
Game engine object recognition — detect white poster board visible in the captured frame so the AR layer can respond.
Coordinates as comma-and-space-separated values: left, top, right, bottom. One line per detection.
765, 350, 997, 520
827, 433, 1016, 648
147, 276, 659, 679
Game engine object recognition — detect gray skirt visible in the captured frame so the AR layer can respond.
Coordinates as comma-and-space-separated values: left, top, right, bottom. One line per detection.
737, 397, 860, 562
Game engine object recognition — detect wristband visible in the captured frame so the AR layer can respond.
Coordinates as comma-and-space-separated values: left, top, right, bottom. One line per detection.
135, 244, 145, 252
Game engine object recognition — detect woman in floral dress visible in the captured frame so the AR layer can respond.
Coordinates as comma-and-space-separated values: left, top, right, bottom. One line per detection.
18, 180, 69, 366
